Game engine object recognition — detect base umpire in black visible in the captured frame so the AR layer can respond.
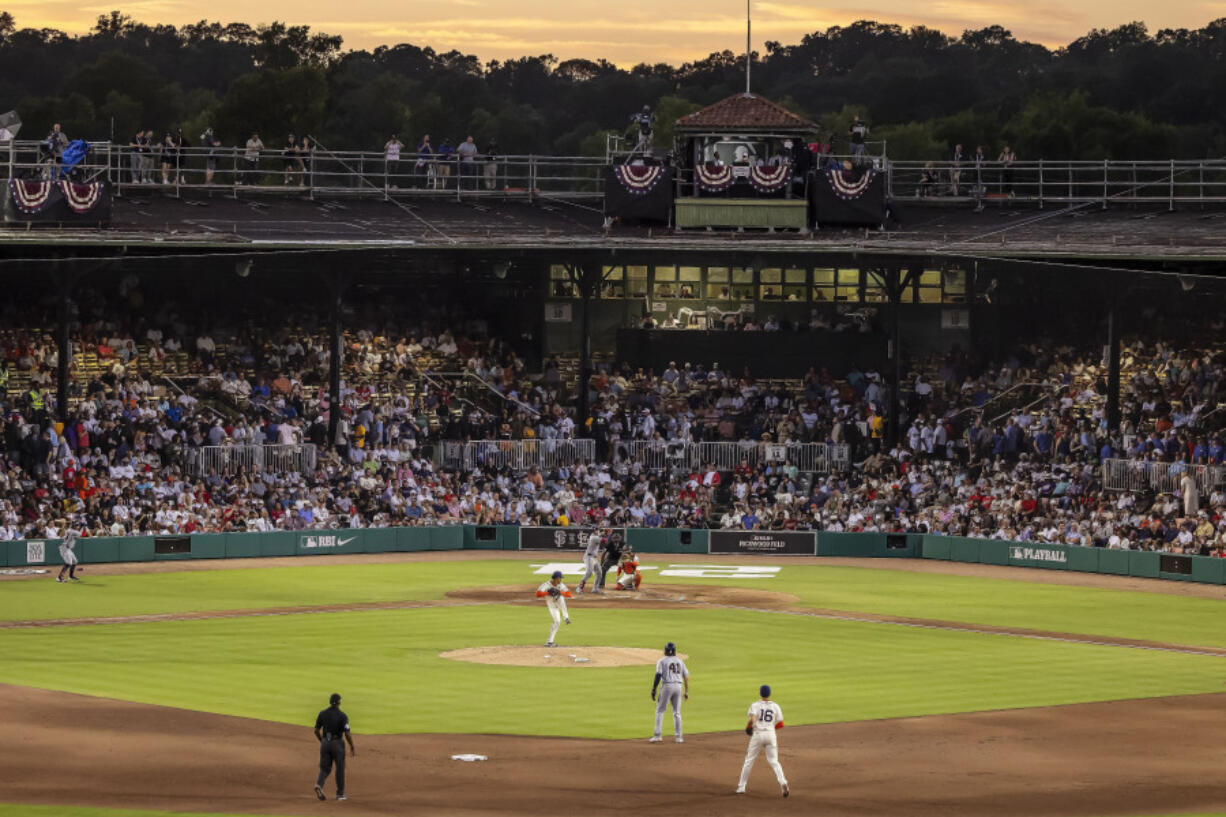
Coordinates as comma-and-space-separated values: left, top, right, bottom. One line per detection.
314, 693, 355, 801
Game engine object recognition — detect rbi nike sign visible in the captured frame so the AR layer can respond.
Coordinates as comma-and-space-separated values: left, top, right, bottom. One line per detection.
1009, 546, 1068, 564
300, 534, 357, 549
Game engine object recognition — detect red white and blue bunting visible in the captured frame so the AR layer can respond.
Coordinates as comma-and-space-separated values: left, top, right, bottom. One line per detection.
9, 179, 52, 213
7, 179, 106, 214
612, 164, 663, 195
60, 181, 103, 213
826, 168, 876, 200
695, 162, 734, 192
748, 162, 790, 193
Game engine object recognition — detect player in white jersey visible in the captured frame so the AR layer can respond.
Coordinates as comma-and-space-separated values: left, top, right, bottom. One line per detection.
577, 529, 603, 594
535, 570, 572, 647
56, 528, 81, 583
649, 642, 689, 742
736, 684, 788, 797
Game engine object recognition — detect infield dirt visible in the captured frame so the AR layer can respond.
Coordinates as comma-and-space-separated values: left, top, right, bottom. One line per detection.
7, 684, 1226, 817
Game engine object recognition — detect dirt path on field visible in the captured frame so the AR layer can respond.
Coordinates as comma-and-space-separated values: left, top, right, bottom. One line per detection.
5, 548, 1225, 599
7, 683, 1226, 817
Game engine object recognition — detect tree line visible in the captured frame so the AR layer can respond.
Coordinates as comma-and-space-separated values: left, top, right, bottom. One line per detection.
1, 12, 1224, 160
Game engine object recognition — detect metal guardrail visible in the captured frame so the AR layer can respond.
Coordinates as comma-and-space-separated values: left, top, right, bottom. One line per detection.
184, 443, 317, 476
612, 440, 849, 473
886, 159, 1226, 209
1101, 458, 1226, 495
435, 439, 596, 471
2, 138, 607, 202
8, 137, 1226, 208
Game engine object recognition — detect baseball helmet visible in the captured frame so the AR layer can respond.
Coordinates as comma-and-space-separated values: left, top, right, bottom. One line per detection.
551, 570, 564, 579
664, 642, 676, 656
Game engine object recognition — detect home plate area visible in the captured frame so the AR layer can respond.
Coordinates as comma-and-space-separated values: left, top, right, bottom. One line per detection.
445, 583, 798, 609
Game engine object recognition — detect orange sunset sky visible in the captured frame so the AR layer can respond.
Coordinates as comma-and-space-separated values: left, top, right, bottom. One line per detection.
8, 0, 1224, 64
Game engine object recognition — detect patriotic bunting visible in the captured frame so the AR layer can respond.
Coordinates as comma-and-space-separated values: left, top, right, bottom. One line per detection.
9, 179, 52, 213
6, 179, 105, 215
60, 180, 103, 213
826, 168, 876, 200
748, 162, 790, 193
695, 162, 734, 192
613, 165, 663, 195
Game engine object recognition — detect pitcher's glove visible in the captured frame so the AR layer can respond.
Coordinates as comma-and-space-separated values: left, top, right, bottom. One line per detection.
548, 586, 561, 598
745, 726, 754, 735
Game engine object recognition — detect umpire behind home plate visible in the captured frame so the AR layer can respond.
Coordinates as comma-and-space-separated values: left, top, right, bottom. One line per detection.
314, 693, 355, 801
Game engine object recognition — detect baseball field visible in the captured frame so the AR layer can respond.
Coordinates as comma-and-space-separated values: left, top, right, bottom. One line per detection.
4, 550, 1226, 817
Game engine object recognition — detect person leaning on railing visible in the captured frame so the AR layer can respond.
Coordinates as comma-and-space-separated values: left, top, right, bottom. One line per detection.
242, 131, 264, 185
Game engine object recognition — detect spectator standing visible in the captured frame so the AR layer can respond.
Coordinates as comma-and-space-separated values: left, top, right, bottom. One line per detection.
997, 145, 1016, 195
950, 143, 963, 196
128, 129, 148, 184
848, 115, 868, 162
159, 132, 178, 185
457, 135, 479, 190
200, 127, 220, 185
243, 132, 264, 185
283, 134, 300, 186
483, 138, 499, 190
299, 136, 313, 187
436, 138, 455, 189
414, 134, 433, 189
45, 123, 69, 171
384, 135, 404, 188
973, 145, 986, 211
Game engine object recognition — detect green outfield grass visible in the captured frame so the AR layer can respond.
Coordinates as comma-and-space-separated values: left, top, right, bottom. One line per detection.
4, 558, 1226, 649
1, 599, 1223, 738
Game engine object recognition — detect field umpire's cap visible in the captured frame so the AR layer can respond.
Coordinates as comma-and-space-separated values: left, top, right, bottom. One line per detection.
329, 693, 342, 705
664, 642, 676, 656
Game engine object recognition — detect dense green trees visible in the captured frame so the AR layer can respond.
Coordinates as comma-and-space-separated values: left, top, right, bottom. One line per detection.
0, 13, 1223, 159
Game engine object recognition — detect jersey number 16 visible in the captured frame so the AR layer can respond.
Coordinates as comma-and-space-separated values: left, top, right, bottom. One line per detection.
758, 709, 774, 722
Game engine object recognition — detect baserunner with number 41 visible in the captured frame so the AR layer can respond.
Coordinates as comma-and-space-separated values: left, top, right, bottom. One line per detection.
650, 641, 689, 743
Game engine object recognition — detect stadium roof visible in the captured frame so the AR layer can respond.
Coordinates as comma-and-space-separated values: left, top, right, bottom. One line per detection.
674, 93, 818, 134
3, 195, 1226, 271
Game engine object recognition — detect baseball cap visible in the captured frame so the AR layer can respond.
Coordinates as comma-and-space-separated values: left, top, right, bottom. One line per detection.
759, 684, 771, 697
551, 570, 563, 579
329, 693, 342, 705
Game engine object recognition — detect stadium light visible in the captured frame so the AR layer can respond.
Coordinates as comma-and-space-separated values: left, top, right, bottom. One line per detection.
0, 110, 21, 141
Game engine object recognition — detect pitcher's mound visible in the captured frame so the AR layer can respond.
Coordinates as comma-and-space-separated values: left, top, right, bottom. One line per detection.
441, 645, 687, 668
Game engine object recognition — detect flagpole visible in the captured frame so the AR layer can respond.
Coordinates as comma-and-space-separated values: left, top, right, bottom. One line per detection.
745, 0, 751, 94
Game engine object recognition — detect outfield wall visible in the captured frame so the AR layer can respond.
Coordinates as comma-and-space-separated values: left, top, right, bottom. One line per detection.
3, 528, 1223, 586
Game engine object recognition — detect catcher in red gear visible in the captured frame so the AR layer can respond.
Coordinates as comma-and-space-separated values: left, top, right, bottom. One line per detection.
615, 550, 642, 591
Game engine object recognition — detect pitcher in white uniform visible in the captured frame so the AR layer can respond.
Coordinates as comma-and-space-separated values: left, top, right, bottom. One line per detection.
577, 529, 603, 594
650, 642, 689, 742
535, 570, 572, 647
736, 684, 788, 797
56, 528, 81, 583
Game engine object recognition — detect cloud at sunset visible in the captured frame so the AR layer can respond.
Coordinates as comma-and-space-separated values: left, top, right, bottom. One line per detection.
7, 0, 1220, 64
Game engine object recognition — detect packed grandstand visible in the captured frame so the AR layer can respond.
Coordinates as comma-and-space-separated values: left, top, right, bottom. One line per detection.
1, 277, 1223, 557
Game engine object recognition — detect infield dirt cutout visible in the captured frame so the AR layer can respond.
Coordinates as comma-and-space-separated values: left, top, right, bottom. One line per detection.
442, 645, 690, 667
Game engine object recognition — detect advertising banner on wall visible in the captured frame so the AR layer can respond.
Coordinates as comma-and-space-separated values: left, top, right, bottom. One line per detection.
1007, 545, 1070, 569
708, 530, 816, 556
520, 527, 626, 550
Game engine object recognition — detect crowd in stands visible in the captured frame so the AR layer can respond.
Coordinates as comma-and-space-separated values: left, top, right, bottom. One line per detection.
3, 284, 1226, 556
